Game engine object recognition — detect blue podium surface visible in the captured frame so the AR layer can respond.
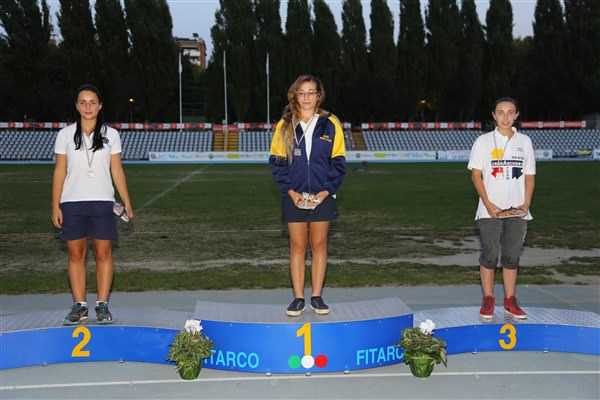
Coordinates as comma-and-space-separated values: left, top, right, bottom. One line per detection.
1, 299, 598, 373
0, 308, 188, 370
193, 298, 413, 373
414, 307, 600, 355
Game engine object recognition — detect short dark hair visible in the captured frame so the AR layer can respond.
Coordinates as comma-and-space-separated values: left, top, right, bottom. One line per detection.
493, 97, 518, 112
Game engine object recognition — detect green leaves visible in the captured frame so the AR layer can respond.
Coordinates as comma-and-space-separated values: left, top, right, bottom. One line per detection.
398, 327, 448, 367
167, 331, 213, 368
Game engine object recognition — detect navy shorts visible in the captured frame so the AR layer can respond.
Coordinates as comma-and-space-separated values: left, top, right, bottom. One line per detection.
477, 218, 527, 270
282, 195, 339, 223
60, 201, 118, 241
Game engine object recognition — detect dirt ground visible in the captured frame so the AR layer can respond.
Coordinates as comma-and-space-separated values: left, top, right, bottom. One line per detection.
109, 236, 599, 285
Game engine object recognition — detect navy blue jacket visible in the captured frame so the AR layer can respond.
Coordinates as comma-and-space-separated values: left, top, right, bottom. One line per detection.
269, 113, 346, 197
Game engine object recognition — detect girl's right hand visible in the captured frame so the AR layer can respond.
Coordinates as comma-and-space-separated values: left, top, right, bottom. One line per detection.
52, 207, 63, 229
484, 201, 502, 218
288, 190, 302, 206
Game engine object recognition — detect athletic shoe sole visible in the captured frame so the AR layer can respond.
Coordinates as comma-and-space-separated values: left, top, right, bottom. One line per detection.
479, 313, 493, 319
311, 306, 330, 315
504, 310, 527, 319
63, 315, 88, 326
286, 307, 304, 317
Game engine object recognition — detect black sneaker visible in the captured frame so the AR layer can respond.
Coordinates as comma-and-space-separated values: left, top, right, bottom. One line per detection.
63, 303, 88, 325
95, 302, 113, 324
310, 296, 330, 315
286, 298, 305, 317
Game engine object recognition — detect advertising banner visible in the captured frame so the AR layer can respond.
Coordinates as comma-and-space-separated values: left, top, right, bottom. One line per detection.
534, 149, 553, 160
149, 151, 269, 163
346, 151, 436, 162
436, 150, 471, 161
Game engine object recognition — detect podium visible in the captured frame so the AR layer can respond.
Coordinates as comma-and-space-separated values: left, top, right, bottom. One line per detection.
1, 298, 598, 373
195, 298, 412, 373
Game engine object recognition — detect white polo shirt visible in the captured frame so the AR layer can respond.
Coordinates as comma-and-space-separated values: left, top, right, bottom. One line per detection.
54, 123, 122, 203
467, 128, 536, 220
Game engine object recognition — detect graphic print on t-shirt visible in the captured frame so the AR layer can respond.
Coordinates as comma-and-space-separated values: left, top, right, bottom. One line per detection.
490, 148, 523, 180
491, 147, 504, 160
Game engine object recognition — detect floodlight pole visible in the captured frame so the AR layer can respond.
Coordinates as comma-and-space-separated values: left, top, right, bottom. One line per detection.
178, 50, 183, 131
223, 50, 228, 148
223, 50, 228, 126
266, 53, 270, 125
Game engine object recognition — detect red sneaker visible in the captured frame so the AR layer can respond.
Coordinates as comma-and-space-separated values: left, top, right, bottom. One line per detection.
504, 296, 528, 319
479, 295, 495, 319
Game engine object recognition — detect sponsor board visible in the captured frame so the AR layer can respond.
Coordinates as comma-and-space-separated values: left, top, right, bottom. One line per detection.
149, 151, 269, 163
346, 151, 436, 162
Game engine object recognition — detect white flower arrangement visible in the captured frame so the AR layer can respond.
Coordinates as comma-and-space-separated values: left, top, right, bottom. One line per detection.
184, 319, 203, 335
418, 319, 435, 335
398, 319, 447, 367
167, 319, 213, 378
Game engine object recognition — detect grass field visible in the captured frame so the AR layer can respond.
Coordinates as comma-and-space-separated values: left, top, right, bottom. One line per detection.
1, 161, 598, 294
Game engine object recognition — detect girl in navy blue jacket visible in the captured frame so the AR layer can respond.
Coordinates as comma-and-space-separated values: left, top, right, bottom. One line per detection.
269, 74, 346, 317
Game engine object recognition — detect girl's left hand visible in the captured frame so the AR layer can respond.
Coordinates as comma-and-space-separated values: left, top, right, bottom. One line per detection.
313, 190, 330, 205
516, 204, 529, 215
125, 204, 134, 220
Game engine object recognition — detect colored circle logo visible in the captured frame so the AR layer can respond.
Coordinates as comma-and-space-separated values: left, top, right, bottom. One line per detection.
289, 323, 329, 370
301, 355, 314, 369
315, 354, 328, 368
288, 353, 328, 370
288, 355, 301, 369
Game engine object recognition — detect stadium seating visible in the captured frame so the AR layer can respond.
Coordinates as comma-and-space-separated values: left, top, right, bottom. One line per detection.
0, 130, 56, 160
524, 129, 600, 158
237, 130, 272, 152
0, 127, 598, 161
0, 129, 213, 161
120, 130, 213, 159
361, 128, 600, 158
236, 129, 354, 152
362, 130, 481, 151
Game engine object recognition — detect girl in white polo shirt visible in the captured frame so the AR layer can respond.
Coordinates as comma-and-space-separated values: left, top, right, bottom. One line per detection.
52, 84, 134, 325
468, 97, 536, 320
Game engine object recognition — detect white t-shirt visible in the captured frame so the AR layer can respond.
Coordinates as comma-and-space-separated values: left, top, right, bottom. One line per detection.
467, 128, 536, 220
54, 123, 122, 203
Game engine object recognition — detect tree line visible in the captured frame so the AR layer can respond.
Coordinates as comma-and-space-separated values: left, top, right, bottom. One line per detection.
0, 0, 598, 124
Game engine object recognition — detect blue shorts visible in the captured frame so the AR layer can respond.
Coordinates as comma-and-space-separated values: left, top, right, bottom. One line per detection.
60, 201, 117, 241
477, 218, 527, 270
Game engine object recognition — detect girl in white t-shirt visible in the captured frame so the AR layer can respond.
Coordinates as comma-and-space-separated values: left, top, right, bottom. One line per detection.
52, 84, 134, 326
468, 97, 536, 321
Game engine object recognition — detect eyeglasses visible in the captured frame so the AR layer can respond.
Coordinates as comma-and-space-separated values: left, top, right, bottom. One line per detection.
297, 90, 319, 98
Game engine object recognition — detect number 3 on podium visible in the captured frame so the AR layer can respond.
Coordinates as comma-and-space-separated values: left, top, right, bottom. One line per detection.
71, 326, 91, 357
498, 324, 517, 350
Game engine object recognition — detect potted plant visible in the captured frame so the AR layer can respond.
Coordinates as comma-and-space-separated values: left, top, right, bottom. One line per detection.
167, 319, 214, 380
397, 319, 447, 378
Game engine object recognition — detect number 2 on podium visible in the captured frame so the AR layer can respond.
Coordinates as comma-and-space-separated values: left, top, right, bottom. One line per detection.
71, 326, 91, 357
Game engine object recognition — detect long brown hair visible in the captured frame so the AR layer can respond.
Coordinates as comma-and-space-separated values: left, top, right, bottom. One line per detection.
280, 74, 326, 162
